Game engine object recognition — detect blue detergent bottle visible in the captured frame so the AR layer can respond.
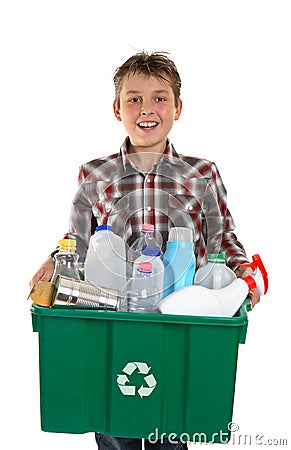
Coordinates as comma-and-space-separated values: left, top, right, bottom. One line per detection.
162, 227, 196, 298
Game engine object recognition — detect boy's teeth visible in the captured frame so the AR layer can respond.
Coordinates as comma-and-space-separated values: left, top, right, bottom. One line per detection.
138, 122, 158, 128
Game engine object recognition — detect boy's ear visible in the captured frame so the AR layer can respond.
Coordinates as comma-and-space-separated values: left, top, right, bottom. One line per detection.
174, 99, 183, 121
113, 101, 122, 121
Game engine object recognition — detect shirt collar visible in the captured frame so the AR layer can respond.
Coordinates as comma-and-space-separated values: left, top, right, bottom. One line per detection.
119, 137, 183, 172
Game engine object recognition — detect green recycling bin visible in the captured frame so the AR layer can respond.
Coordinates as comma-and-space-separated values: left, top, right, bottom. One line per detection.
31, 301, 249, 443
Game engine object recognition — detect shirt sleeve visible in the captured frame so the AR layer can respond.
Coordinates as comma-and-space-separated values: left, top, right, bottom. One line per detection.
204, 162, 249, 270
67, 165, 97, 258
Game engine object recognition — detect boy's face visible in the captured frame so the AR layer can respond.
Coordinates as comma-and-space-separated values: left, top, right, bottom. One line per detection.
113, 73, 182, 153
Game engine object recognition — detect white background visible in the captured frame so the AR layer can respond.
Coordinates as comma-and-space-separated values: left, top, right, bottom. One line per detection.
0, 1, 290, 448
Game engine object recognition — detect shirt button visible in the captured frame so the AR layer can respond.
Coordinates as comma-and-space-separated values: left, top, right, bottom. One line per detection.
146, 177, 151, 183
146, 206, 152, 212
188, 205, 193, 211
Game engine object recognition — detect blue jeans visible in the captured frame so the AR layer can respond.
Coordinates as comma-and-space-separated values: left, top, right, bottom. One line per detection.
95, 434, 188, 449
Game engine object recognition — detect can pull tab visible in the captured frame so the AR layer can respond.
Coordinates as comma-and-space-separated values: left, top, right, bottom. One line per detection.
238, 254, 269, 295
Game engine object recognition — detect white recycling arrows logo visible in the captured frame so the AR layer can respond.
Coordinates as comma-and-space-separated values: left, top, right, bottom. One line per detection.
117, 361, 157, 398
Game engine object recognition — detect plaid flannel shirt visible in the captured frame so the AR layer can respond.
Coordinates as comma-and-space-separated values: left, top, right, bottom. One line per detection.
68, 138, 248, 270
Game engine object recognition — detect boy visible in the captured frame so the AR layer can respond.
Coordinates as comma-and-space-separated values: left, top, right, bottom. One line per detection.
30, 51, 259, 449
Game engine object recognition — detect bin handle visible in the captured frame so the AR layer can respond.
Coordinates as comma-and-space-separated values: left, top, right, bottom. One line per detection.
238, 298, 251, 344
242, 297, 252, 315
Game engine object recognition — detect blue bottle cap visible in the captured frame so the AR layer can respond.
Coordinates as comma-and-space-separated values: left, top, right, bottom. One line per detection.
141, 245, 161, 256
95, 225, 113, 232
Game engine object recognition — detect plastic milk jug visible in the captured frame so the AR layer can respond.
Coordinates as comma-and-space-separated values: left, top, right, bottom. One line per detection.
84, 225, 126, 291
194, 253, 236, 289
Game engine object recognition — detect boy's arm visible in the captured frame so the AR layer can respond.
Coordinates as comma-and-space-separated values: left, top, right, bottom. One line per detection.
29, 165, 95, 288
66, 164, 97, 258
202, 163, 260, 306
208, 163, 260, 307
205, 162, 249, 268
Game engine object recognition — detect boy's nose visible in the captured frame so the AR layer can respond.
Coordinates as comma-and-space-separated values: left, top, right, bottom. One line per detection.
140, 100, 154, 115
140, 108, 153, 116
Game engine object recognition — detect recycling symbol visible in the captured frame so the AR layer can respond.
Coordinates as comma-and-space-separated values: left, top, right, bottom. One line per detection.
117, 361, 157, 398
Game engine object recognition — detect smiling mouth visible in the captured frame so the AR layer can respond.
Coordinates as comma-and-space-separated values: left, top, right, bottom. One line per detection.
137, 121, 159, 129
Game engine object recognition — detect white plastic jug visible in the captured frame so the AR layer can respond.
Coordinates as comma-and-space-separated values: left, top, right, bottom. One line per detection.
158, 254, 268, 317
84, 225, 126, 291
194, 253, 236, 289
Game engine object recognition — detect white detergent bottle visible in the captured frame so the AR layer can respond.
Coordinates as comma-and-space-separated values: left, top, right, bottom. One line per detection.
84, 225, 126, 291
194, 253, 236, 289
134, 245, 164, 297
158, 254, 268, 317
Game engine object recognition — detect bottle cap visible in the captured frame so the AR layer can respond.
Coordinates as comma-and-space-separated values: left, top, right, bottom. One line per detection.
95, 225, 113, 232
142, 224, 154, 232
208, 253, 226, 264
138, 262, 152, 273
168, 227, 193, 242
58, 239, 77, 253
238, 254, 268, 295
141, 245, 161, 256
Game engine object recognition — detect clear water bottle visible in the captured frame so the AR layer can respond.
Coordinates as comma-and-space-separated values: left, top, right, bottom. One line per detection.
51, 239, 80, 284
194, 253, 236, 289
127, 224, 162, 278
162, 227, 196, 298
84, 225, 126, 291
120, 262, 160, 313
134, 245, 164, 296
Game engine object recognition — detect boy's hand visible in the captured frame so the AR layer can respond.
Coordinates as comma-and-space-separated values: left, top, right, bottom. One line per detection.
235, 266, 260, 308
29, 257, 55, 289
248, 287, 260, 308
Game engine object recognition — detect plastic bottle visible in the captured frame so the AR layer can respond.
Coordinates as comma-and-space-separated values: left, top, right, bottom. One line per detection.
51, 239, 80, 284
158, 254, 269, 317
84, 225, 126, 291
238, 253, 269, 295
162, 227, 196, 298
194, 253, 236, 289
120, 262, 161, 313
127, 224, 162, 278
133, 245, 164, 296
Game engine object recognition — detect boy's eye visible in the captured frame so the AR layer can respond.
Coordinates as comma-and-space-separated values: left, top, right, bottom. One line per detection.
129, 97, 141, 103
128, 96, 166, 103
